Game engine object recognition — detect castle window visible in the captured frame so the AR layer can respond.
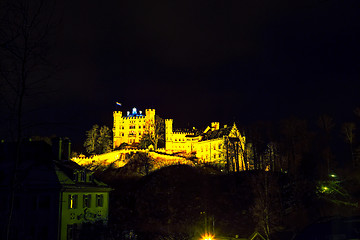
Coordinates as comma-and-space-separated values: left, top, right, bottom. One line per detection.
83, 194, 91, 208
68, 195, 78, 209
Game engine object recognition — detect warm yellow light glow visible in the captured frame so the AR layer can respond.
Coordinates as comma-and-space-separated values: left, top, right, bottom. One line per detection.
201, 233, 215, 240
321, 185, 329, 193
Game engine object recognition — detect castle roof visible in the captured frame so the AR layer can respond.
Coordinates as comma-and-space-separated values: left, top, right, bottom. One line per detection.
124, 107, 145, 118
201, 125, 232, 141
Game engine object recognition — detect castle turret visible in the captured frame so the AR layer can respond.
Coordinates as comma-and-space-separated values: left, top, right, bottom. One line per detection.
165, 119, 173, 150
113, 111, 123, 148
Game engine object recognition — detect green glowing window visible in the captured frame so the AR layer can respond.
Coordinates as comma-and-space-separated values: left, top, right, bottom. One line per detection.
68, 195, 78, 209
96, 194, 103, 207
83, 194, 91, 208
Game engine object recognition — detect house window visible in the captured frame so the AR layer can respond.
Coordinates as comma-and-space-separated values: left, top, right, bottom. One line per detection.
73, 172, 78, 182
88, 174, 94, 182
67, 224, 77, 240
81, 172, 86, 182
83, 194, 91, 208
68, 195, 78, 209
96, 194, 104, 207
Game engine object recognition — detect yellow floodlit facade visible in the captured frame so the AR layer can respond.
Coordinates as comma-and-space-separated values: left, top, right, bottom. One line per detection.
165, 119, 246, 169
113, 107, 155, 148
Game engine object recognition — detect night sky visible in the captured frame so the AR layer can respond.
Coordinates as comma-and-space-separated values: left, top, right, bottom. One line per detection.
2, 0, 360, 151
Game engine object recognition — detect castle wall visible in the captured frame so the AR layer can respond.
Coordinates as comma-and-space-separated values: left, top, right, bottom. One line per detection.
165, 121, 246, 168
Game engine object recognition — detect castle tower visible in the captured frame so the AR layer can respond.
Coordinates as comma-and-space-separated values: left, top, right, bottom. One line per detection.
145, 109, 155, 134
112, 107, 153, 148
113, 111, 123, 148
165, 119, 173, 150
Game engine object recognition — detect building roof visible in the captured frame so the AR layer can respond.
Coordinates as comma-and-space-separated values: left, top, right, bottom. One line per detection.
201, 125, 232, 141
0, 141, 111, 192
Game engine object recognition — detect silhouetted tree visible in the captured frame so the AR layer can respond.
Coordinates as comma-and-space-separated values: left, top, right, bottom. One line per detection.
140, 115, 164, 150
84, 125, 112, 155
0, 0, 59, 239
341, 122, 356, 167
279, 117, 312, 175
251, 171, 283, 240
317, 114, 335, 176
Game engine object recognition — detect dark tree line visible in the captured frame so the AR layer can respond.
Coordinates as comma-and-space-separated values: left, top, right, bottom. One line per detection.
243, 111, 360, 179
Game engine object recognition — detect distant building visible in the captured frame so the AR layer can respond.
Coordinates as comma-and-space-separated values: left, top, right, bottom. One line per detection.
113, 107, 155, 148
112, 107, 246, 170
165, 120, 246, 170
0, 140, 112, 240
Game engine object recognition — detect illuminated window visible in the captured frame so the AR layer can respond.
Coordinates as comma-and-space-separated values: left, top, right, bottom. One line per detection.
96, 194, 103, 207
68, 195, 78, 209
83, 194, 91, 208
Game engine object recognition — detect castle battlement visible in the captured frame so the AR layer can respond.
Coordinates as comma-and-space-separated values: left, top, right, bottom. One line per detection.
124, 116, 145, 119
172, 131, 195, 135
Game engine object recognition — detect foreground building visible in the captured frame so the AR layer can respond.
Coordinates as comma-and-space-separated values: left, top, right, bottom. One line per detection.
0, 140, 111, 240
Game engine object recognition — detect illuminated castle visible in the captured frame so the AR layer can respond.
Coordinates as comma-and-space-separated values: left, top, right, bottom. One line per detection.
165, 119, 246, 169
113, 107, 155, 148
113, 107, 246, 169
